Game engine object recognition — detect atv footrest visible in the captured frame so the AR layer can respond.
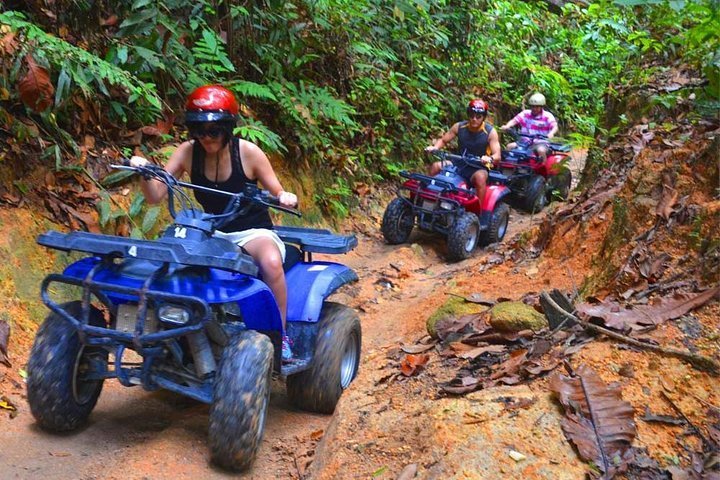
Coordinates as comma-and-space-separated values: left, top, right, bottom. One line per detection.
280, 358, 311, 376
275, 226, 357, 254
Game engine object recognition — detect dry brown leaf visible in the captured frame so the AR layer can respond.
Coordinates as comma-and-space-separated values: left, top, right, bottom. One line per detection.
1, 32, 19, 55
458, 344, 506, 360
550, 364, 636, 478
490, 349, 528, 381
18, 55, 54, 112
655, 172, 678, 220
576, 287, 720, 330
441, 375, 480, 395
400, 353, 429, 377
400, 342, 436, 354
100, 14, 118, 26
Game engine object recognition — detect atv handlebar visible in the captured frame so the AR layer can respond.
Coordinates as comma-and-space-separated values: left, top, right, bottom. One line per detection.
503, 129, 548, 142
111, 162, 301, 230
502, 129, 570, 153
428, 149, 493, 169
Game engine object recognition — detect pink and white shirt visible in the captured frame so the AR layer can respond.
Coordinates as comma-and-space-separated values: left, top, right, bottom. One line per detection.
512, 109, 557, 137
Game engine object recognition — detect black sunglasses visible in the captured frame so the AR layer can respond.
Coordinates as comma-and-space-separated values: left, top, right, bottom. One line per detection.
188, 125, 225, 139
467, 109, 486, 119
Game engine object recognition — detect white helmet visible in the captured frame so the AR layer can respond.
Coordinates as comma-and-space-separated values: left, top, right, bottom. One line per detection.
528, 93, 546, 106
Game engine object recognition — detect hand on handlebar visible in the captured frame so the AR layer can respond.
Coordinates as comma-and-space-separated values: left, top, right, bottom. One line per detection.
129, 155, 149, 168
480, 155, 494, 168
278, 191, 298, 208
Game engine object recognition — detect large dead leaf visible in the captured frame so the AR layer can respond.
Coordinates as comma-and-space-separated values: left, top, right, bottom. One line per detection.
575, 287, 720, 330
550, 364, 636, 478
0, 319, 10, 367
18, 55, 54, 112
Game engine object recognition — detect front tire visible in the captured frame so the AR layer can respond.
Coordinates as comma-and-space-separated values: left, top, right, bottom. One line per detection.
27, 301, 108, 432
479, 202, 510, 246
209, 331, 274, 471
287, 302, 361, 414
381, 197, 415, 244
547, 170, 572, 201
521, 175, 547, 213
446, 212, 480, 262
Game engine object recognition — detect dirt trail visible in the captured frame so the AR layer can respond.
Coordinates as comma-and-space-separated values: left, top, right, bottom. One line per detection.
0, 149, 623, 480
0, 202, 565, 480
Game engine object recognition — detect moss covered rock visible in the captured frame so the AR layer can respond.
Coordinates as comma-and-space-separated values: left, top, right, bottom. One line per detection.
488, 301, 548, 332
426, 296, 482, 338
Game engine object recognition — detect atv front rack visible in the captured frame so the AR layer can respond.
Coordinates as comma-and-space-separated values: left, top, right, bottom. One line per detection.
400, 171, 475, 195
399, 170, 508, 194
38, 230, 259, 276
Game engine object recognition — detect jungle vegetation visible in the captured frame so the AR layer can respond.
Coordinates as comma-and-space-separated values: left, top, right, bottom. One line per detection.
1, 0, 718, 218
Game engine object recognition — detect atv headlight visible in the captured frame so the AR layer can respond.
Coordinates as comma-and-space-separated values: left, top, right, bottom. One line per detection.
439, 200, 454, 210
158, 305, 191, 325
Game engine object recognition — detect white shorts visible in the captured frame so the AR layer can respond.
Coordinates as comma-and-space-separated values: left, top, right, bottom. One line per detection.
214, 228, 286, 261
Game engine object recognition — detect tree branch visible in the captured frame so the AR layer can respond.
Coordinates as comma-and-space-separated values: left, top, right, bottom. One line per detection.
540, 291, 720, 375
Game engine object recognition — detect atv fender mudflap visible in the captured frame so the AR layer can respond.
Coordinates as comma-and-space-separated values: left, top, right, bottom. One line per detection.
285, 262, 358, 323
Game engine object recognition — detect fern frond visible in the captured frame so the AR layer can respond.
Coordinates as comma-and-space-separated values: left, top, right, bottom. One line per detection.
235, 118, 287, 154
227, 81, 278, 101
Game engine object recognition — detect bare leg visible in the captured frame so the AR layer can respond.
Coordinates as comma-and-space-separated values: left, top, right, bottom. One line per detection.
242, 236, 287, 329
471, 169, 489, 205
506, 141, 518, 150
429, 160, 451, 175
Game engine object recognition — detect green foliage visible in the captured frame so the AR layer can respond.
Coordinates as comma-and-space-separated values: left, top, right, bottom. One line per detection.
192, 29, 236, 75
0, 11, 161, 120
4, 0, 718, 218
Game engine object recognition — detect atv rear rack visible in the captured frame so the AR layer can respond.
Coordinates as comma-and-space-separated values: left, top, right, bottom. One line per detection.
274, 226, 358, 254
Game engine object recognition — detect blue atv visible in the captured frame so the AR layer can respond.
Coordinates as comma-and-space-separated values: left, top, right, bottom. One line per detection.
26, 161, 361, 471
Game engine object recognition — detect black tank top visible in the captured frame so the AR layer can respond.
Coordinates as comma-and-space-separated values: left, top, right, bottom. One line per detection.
456, 121, 493, 157
190, 137, 273, 233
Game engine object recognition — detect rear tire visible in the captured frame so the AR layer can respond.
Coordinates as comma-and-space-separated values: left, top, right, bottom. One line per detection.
521, 175, 547, 213
479, 203, 510, 246
287, 302, 361, 414
381, 197, 414, 244
209, 331, 273, 471
446, 212, 480, 262
27, 301, 107, 432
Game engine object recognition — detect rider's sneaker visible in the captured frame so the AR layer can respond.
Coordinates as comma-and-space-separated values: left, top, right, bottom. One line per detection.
281, 335, 293, 361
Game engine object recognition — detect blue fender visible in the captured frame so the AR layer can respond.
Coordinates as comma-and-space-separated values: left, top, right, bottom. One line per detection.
285, 261, 358, 323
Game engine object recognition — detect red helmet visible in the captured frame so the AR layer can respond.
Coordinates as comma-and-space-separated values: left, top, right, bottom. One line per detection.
185, 85, 239, 124
467, 99, 488, 116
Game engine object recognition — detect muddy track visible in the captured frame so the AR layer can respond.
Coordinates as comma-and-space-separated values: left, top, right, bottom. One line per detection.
0, 153, 585, 479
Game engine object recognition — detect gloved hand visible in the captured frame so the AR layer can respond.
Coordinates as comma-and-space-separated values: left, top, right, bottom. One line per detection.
278, 191, 298, 208
130, 155, 149, 168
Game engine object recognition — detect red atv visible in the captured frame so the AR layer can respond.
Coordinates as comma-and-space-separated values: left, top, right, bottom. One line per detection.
498, 130, 572, 213
381, 150, 511, 262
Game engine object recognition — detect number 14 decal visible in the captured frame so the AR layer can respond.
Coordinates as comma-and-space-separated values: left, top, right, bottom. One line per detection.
174, 227, 187, 238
